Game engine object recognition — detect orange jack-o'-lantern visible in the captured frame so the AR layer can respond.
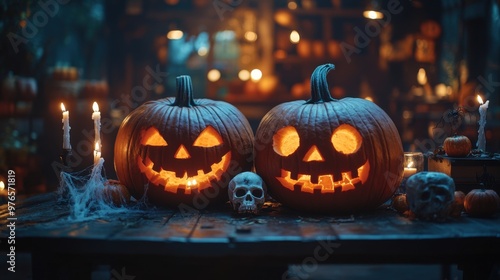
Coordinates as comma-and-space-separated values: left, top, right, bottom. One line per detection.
114, 75, 254, 207
255, 64, 404, 213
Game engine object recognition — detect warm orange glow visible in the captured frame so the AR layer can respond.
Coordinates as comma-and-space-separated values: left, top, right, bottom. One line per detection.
61, 103, 66, 112
288, 1, 298, 10
303, 145, 324, 162
141, 127, 168, 146
331, 124, 362, 154
137, 152, 231, 194
193, 126, 223, 147
273, 126, 300, 156
363, 10, 384, 19
92, 101, 99, 112
290, 30, 300, 44
277, 160, 370, 193
0, 181, 4, 191
174, 145, 191, 159
364, 96, 374, 102
417, 68, 427, 86
95, 142, 99, 151
197, 47, 208, 56
238, 70, 250, 81
207, 69, 221, 82
477, 95, 484, 105
407, 161, 414, 168
250, 69, 262, 82
167, 30, 184, 40
244, 31, 258, 42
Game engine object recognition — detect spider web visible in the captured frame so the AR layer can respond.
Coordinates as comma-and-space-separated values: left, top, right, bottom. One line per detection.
57, 158, 148, 221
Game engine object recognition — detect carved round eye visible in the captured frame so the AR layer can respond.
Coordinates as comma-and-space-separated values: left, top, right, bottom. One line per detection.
331, 124, 362, 154
273, 126, 300, 156
141, 127, 168, 146
193, 126, 223, 147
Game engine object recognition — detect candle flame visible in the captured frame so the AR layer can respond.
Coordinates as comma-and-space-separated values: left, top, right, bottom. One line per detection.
477, 95, 484, 105
407, 161, 414, 168
61, 103, 66, 112
92, 101, 99, 112
95, 142, 99, 150
0, 181, 4, 190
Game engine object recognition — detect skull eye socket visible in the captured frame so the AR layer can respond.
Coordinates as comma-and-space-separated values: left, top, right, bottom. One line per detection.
235, 188, 247, 197
273, 126, 300, 156
421, 190, 431, 201
331, 124, 362, 154
193, 126, 223, 147
251, 188, 263, 198
141, 127, 168, 146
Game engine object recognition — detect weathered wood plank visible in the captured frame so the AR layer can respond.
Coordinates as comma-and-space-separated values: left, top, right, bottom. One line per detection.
109, 210, 175, 241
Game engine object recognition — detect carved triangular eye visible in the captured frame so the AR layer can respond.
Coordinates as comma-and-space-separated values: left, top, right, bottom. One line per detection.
193, 126, 223, 147
141, 127, 168, 146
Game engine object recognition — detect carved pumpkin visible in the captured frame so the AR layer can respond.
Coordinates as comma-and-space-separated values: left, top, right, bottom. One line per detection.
254, 64, 404, 213
464, 188, 500, 217
114, 75, 254, 207
443, 135, 471, 157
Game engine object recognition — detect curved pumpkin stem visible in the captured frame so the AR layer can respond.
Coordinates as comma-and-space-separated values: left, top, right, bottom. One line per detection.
307, 63, 336, 104
172, 75, 197, 107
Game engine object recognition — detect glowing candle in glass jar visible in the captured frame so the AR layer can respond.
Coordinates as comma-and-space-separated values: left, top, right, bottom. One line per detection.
477, 95, 489, 151
403, 161, 417, 178
92, 102, 101, 157
61, 103, 71, 150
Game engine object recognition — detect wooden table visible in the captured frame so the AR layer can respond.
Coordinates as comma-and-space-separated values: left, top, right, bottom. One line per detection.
1, 192, 499, 279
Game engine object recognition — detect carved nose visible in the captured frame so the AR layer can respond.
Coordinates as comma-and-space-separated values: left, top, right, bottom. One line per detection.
303, 145, 324, 162
174, 145, 191, 159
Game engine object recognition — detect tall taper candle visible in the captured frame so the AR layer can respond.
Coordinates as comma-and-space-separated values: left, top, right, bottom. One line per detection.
92, 101, 101, 158
477, 95, 489, 151
61, 103, 71, 149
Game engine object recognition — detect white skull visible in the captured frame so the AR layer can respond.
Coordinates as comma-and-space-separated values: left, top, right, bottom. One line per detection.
228, 172, 267, 214
406, 171, 455, 220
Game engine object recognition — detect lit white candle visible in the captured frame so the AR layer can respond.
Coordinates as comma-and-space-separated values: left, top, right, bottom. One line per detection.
92, 101, 101, 157
477, 95, 489, 151
61, 103, 71, 150
93, 142, 101, 165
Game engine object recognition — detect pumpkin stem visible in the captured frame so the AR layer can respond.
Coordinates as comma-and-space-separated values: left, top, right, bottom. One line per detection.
172, 75, 197, 107
307, 63, 336, 104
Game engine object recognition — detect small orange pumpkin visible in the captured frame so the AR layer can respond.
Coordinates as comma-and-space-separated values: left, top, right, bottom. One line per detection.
464, 189, 500, 217
391, 194, 409, 214
448, 191, 465, 218
443, 135, 471, 157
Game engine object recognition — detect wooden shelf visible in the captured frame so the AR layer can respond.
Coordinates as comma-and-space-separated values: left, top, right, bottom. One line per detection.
276, 8, 364, 18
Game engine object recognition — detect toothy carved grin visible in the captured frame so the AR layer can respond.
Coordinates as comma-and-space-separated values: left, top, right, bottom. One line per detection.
137, 152, 231, 194
276, 160, 370, 194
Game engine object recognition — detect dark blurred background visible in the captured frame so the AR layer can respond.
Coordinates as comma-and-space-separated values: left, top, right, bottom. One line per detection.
0, 0, 499, 195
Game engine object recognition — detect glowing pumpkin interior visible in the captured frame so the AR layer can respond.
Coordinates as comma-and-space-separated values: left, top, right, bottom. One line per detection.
137, 125, 231, 194
273, 124, 370, 194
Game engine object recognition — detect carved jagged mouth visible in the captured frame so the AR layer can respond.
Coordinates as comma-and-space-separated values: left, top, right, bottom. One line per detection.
276, 160, 370, 194
137, 152, 231, 194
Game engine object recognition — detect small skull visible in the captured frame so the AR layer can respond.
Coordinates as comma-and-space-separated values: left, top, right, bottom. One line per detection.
228, 172, 267, 214
406, 171, 455, 220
